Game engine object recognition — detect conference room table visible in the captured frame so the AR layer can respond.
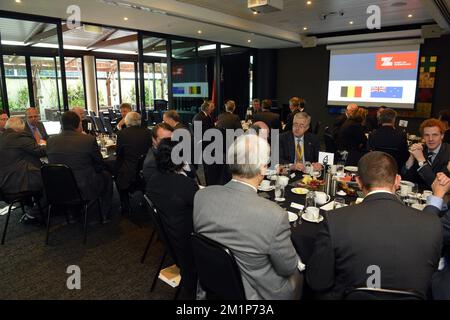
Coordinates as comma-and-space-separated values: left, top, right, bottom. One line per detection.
258, 174, 357, 264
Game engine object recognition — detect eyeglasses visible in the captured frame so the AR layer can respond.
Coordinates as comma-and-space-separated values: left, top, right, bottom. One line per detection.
293, 123, 308, 128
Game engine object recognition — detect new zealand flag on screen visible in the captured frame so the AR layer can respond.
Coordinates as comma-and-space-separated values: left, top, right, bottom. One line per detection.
370, 86, 403, 98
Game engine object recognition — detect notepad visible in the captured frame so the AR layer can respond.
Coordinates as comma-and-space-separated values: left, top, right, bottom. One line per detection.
291, 202, 304, 211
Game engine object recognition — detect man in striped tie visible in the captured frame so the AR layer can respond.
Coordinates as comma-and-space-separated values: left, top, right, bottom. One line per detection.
24, 107, 49, 145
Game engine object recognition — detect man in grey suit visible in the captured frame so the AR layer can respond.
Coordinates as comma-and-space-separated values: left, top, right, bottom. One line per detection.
24, 107, 49, 145
193, 134, 303, 300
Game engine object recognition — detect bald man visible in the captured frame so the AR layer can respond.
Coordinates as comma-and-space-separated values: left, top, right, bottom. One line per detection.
333, 103, 358, 139
24, 107, 49, 145
72, 107, 94, 135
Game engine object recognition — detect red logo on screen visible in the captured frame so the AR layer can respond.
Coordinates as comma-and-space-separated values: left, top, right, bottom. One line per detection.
376, 52, 417, 70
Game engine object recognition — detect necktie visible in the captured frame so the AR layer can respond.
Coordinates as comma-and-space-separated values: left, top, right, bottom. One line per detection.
33, 126, 41, 144
427, 152, 434, 165
295, 138, 304, 163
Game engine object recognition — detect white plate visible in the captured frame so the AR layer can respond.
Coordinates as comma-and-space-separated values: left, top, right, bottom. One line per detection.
336, 190, 347, 196
288, 212, 298, 222
400, 180, 415, 187
344, 166, 358, 172
301, 213, 324, 223
258, 185, 275, 192
291, 187, 309, 195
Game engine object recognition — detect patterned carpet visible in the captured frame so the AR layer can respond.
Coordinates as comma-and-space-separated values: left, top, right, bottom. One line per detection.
0, 191, 187, 300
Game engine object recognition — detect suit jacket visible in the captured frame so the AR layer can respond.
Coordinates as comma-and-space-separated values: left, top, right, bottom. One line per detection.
402, 143, 450, 188
193, 180, 300, 300
307, 192, 442, 299
24, 121, 49, 141
279, 131, 320, 164
115, 126, 153, 190
253, 110, 281, 130
284, 109, 300, 132
216, 112, 242, 130
332, 113, 347, 138
368, 126, 409, 170
0, 129, 46, 194
46, 130, 106, 200
337, 119, 367, 151
423, 204, 450, 247
146, 171, 199, 290
192, 111, 214, 135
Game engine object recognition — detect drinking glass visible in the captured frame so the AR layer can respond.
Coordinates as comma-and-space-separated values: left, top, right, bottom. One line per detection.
304, 162, 312, 175
333, 197, 346, 209
336, 162, 345, 177
305, 191, 316, 208
274, 184, 283, 201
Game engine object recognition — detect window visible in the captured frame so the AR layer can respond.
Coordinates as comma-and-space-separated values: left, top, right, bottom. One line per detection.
96, 59, 119, 111
30, 56, 59, 120
119, 61, 136, 105
3, 55, 29, 114
65, 57, 85, 109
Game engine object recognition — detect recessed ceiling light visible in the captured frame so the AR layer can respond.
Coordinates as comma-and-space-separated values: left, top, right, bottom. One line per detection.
349, 21, 354, 25
247, 39, 252, 43
307, 1, 312, 5
408, 14, 413, 18
303, 26, 308, 31
15, 0, 22, 3
253, 10, 259, 15
197, 30, 203, 34
123, 17, 128, 21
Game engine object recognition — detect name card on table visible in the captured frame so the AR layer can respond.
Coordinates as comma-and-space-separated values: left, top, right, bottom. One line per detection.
319, 152, 335, 165
291, 202, 304, 211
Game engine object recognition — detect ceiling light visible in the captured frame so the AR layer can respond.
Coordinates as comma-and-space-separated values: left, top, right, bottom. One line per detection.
408, 14, 413, 18
253, 10, 259, 15
247, 39, 252, 43
197, 30, 203, 34
303, 26, 308, 31
349, 21, 354, 25
307, 1, 312, 5
15, 0, 22, 3
123, 17, 128, 21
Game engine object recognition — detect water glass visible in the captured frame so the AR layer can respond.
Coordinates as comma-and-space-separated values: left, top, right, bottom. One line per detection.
333, 197, 346, 209
274, 185, 285, 202
305, 191, 316, 208
304, 162, 312, 175
336, 162, 345, 177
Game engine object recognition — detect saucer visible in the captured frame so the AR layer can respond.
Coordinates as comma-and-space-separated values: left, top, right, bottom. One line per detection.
275, 197, 286, 202
258, 185, 275, 192
336, 190, 347, 196
288, 211, 298, 222
344, 166, 358, 172
291, 187, 308, 195
301, 213, 324, 223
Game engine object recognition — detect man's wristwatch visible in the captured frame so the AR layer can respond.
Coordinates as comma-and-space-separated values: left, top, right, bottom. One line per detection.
418, 160, 427, 167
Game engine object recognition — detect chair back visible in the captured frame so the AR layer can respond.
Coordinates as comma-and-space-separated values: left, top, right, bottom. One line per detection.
344, 287, 424, 300
143, 194, 179, 265
41, 164, 84, 205
85, 115, 97, 132
103, 117, 114, 135
190, 232, 246, 300
94, 116, 107, 134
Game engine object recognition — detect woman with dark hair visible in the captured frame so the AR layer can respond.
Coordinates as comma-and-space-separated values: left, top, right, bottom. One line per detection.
146, 138, 199, 297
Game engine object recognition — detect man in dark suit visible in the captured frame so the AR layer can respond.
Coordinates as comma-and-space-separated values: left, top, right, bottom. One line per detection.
332, 103, 358, 139
307, 151, 442, 299
279, 112, 321, 172
216, 100, 242, 130
115, 112, 153, 214
192, 100, 215, 135
252, 99, 281, 130
402, 118, 450, 188
365, 106, 386, 133
116, 103, 132, 131
163, 110, 185, 130
245, 98, 261, 121
423, 172, 450, 299
438, 109, 450, 144
24, 107, 49, 145
368, 108, 409, 171
284, 97, 304, 132
0, 117, 46, 223
46, 111, 113, 223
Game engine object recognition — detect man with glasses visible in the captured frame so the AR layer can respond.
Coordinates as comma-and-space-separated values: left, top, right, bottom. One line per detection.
24, 107, 48, 145
279, 112, 322, 172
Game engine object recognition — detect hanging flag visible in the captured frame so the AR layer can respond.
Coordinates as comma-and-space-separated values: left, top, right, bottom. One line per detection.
340, 86, 362, 98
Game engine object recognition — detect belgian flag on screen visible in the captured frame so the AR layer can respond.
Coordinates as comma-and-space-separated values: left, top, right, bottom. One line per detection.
189, 86, 202, 94
341, 86, 362, 98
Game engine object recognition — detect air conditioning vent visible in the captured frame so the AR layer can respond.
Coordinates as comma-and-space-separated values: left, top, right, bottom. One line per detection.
247, 0, 284, 13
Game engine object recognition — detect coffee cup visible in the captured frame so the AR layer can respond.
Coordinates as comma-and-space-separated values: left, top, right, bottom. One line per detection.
400, 182, 413, 196
260, 180, 271, 190
314, 191, 331, 205
305, 207, 320, 220
422, 190, 432, 198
